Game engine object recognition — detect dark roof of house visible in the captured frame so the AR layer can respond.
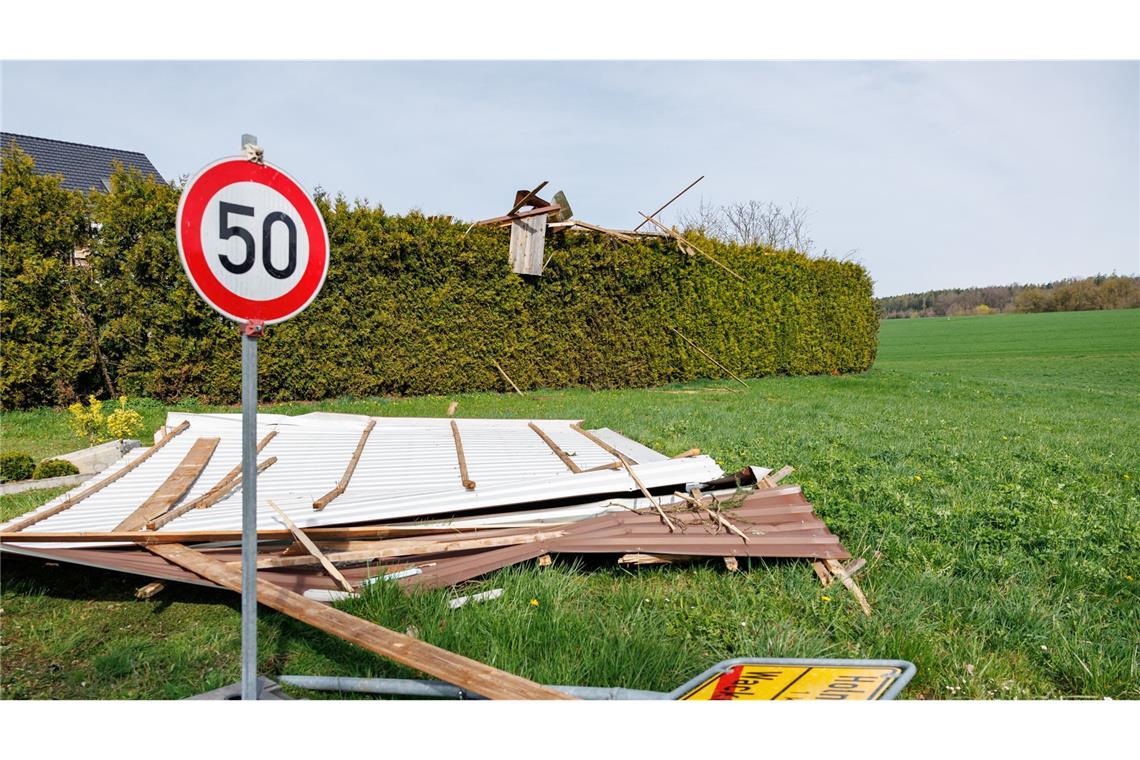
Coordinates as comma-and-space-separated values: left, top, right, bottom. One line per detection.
1, 132, 165, 192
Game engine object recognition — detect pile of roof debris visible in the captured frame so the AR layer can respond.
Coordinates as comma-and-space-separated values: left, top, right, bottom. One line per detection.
0, 411, 869, 699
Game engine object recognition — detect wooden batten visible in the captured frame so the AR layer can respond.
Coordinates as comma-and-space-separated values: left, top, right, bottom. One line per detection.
313, 420, 376, 511
113, 436, 220, 532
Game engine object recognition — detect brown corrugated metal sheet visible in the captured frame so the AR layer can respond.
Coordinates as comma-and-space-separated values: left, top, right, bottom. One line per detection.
3, 486, 851, 598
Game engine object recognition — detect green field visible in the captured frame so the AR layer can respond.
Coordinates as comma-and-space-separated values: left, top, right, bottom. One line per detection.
2, 309, 1137, 699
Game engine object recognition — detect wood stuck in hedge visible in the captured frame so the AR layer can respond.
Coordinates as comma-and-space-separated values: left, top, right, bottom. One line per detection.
1, 152, 878, 409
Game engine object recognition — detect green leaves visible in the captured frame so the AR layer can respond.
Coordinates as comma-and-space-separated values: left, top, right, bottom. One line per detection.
1, 146, 877, 409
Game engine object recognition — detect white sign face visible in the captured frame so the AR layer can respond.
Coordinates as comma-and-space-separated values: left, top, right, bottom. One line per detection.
176, 157, 329, 325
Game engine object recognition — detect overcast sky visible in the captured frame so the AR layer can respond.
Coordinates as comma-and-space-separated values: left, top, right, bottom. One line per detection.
2, 60, 1136, 296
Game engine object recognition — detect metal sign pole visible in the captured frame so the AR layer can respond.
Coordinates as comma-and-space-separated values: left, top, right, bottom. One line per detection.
240, 133, 260, 702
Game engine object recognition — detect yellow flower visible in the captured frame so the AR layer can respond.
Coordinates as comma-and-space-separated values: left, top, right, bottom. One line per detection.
529, 598, 540, 607
913, 475, 922, 482
1126, 575, 1134, 582
1125, 474, 1131, 480
821, 595, 831, 602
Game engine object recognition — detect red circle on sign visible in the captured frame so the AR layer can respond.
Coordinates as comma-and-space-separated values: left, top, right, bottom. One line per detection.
176, 158, 329, 324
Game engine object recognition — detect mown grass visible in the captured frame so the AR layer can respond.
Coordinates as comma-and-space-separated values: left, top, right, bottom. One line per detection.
2, 309, 1137, 699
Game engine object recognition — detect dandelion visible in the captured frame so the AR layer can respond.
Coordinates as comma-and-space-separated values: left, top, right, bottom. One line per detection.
1125, 474, 1132, 480
913, 475, 922, 482
529, 598, 540, 607
1125, 575, 1133, 582
821, 595, 831, 602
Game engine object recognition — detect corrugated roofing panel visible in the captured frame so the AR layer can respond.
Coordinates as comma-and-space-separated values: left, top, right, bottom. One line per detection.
2, 412, 725, 546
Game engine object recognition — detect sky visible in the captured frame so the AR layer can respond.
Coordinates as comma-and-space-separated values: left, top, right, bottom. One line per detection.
1, 60, 1136, 296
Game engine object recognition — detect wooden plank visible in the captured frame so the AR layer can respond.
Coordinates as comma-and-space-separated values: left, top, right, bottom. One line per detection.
825, 558, 872, 616
565, 219, 635, 242
113, 437, 220, 532
267, 500, 355, 594
667, 326, 749, 387
507, 180, 549, 216
4, 420, 191, 533
490, 358, 523, 395
243, 529, 567, 570
618, 553, 673, 566
468, 203, 560, 229
811, 559, 833, 587
570, 423, 638, 464
633, 175, 704, 231
617, 455, 678, 533
313, 419, 376, 511
528, 422, 582, 473
134, 581, 165, 599
509, 211, 547, 275
638, 212, 746, 282
770, 465, 795, 484
723, 556, 740, 572
146, 455, 276, 530
843, 557, 867, 578
450, 420, 476, 490
671, 447, 701, 459
145, 543, 573, 700
446, 401, 458, 416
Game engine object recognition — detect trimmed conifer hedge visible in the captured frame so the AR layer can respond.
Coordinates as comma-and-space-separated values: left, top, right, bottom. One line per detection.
1, 148, 877, 410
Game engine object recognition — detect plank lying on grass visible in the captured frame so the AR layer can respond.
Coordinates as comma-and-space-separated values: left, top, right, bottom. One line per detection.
3, 420, 191, 533
145, 543, 573, 700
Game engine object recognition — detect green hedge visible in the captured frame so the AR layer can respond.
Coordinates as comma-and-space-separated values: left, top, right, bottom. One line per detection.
1, 146, 877, 409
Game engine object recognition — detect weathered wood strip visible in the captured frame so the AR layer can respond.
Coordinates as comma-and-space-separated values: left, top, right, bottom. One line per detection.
313, 420, 376, 511
450, 420, 476, 490
114, 437, 220, 532
147, 455, 277, 530
267, 500, 355, 593
528, 422, 582, 473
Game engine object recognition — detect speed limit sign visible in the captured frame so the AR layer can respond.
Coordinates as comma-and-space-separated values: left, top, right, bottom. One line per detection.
175, 141, 331, 701
176, 156, 329, 324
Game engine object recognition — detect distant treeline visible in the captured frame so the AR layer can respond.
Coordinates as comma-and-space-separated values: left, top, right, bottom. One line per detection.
877, 275, 1140, 319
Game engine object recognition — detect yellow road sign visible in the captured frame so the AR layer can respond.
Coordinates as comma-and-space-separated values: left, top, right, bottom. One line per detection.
678, 662, 906, 701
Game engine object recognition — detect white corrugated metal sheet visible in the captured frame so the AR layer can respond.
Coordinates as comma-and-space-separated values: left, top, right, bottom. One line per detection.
2, 412, 724, 547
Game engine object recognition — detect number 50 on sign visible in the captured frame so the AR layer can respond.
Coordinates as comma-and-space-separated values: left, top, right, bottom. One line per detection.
176, 158, 329, 325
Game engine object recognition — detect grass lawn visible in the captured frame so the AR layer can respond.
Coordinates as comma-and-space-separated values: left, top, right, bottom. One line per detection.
2, 309, 1137, 699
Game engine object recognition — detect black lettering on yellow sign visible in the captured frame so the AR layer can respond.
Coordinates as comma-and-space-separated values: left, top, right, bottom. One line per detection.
680, 664, 902, 701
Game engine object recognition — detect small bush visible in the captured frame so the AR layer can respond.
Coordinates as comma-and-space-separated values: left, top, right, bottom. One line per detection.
106, 397, 143, 440
0, 451, 35, 482
32, 459, 80, 479
68, 395, 107, 444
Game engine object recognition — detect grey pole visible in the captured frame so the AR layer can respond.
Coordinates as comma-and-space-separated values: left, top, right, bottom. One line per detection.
240, 133, 260, 701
